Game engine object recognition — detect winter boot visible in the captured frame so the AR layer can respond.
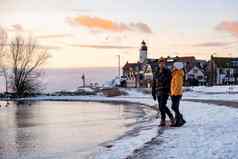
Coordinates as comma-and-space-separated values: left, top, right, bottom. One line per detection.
173, 115, 186, 127
178, 115, 186, 126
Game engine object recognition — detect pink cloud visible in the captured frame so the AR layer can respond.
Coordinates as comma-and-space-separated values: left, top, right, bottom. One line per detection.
216, 21, 238, 38
67, 16, 152, 34
129, 22, 152, 34
192, 42, 232, 47
71, 44, 136, 49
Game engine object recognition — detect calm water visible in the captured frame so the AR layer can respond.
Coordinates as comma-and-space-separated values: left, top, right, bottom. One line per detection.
0, 101, 145, 159
0, 67, 118, 93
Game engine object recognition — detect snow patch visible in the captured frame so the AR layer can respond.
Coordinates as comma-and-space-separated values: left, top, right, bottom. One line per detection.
143, 101, 238, 159
77, 87, 95, 93
91, 120, 158, 159
187, 85, 238, 93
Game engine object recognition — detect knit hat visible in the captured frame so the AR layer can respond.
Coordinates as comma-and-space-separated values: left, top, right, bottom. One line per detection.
173, 62, 184, 69
159, 57, 166, 63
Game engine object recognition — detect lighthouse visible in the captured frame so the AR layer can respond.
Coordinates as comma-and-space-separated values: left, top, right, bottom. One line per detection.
139, 40, 148, 63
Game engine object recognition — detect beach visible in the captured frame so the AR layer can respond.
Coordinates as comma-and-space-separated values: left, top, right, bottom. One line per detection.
0, 67, 118, 93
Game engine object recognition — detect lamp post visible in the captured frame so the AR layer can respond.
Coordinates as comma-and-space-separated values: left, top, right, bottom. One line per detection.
210, 53, 216, 86
117, 55, 121, 78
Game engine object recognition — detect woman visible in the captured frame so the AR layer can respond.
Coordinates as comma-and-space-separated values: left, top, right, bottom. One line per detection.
170, 62, 186, 127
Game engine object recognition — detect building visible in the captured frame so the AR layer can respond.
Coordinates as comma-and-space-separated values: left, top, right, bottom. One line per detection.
122, 62, 140, 87
122, 41, 153, 88
122, 41, 237, 87
208, 56, 238, 85
162, 56, 207, 86
122, 41, 210, 87
178, 57, 207, 86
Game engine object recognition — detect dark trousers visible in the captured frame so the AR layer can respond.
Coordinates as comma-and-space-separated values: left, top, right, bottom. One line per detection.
171, 95, 183, 120
157, 94, 174, 121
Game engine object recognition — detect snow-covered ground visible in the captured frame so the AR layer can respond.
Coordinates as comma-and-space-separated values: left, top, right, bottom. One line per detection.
130, 101, 238, 159
186, 85, 238, 94
90, 118, 159, 159
17, 85, 237, 102
182, 86, 238, 101
183, 91, 238, 102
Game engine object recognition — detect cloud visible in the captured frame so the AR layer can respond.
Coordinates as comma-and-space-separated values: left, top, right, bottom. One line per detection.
67, 16, 129, 32
38, 45, 61, 50
11, 24, 24, 31
71, 44, 136, 50
35, 34, 73, 39
129, 22, 152, 34
192, 42, 232, 47
216, 21, 238, 38
67, 16, 152, 34
4, 24, 25, 32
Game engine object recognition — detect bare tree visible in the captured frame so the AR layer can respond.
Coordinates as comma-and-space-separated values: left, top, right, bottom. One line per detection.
9, 36, 49, 97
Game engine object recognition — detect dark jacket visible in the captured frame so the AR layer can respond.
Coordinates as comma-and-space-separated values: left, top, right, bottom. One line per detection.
152, 67, 172, 98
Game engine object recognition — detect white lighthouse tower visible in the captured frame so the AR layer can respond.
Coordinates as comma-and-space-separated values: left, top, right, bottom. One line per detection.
139, 40, 148, 63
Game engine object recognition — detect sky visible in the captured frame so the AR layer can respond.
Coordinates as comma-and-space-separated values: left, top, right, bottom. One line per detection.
0, 0, 238, 68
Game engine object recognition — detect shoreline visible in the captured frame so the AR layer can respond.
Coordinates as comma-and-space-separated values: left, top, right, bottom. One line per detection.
183, 99, 238, 108
0, 96, 159, 112
2, 95, 237, 109
0, 97, 160, 159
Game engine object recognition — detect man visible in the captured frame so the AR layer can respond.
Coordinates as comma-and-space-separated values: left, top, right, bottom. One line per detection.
152, 58, 175, 126
170, 62, 186, 127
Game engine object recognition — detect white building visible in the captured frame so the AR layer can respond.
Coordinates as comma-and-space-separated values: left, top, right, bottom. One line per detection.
209, 56, 238, 85
186, 66, 206, 85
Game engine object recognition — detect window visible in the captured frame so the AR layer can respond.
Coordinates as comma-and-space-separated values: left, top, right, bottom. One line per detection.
234, 69, 238, 78
226, 70, 230, 76
232, 61, 238, 67
197, 76, 203, 80
219, 69, 224, 74
193, 69, 198, 74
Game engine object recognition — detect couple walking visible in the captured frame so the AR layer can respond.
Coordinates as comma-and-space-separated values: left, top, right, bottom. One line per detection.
152, 58, 186, 127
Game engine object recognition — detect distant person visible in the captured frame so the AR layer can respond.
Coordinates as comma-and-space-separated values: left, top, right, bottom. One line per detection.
170, 62, 186, 127
152, 58, 175, 126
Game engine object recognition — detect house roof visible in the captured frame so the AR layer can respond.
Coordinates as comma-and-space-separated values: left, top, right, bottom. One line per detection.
212, 57, 238, 68
176, 56, 196, 62
122, 62, 144, 71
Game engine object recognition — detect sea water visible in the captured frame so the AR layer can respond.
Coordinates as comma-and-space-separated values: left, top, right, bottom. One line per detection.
0, 67, 118, 93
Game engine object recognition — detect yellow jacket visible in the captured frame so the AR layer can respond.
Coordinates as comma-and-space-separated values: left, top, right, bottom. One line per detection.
171, 69, 184, 96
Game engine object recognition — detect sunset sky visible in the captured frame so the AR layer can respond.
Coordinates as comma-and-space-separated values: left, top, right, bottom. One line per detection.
0, 0, 238, 68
